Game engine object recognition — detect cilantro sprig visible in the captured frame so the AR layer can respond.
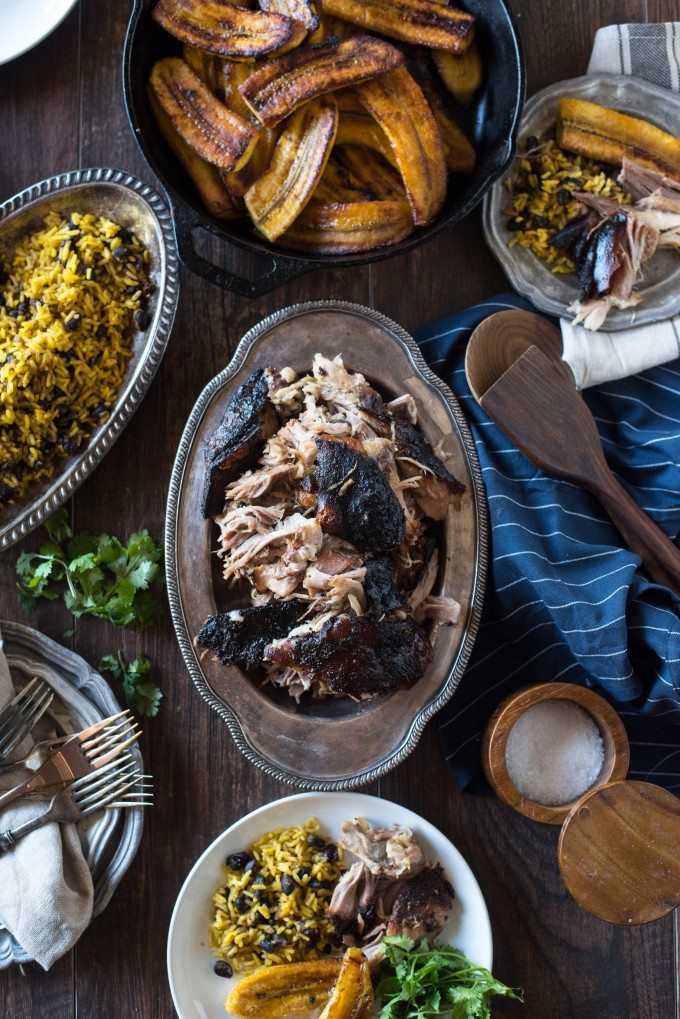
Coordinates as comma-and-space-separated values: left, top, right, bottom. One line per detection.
16, 508, 165, 628
377, 937, 522, 1019
99, 652, 162, 718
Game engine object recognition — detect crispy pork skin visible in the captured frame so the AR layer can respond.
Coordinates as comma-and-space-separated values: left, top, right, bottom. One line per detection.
392, 418, 465, 520
201, 369, 279, 517
265, 614, 432, 698
314, 437, 405, 553
363, 556, 402, 615
196, 599, 305, 670
385, 865, 454, 941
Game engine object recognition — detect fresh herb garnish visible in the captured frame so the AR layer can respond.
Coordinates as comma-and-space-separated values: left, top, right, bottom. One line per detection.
99, 651, 162, 718
377, 936, 522, 1019
16, 508, 165, 628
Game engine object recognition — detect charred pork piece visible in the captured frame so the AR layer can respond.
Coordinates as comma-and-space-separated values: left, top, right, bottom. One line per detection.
385, 864, 454, 941
314, 437, 405, 554
364, 556, 402, 615
339, 818, 426, 879
201, 369, 279, 518
265, 614, 432, 698
392, 418, 465, 520
196, 599, 305, 671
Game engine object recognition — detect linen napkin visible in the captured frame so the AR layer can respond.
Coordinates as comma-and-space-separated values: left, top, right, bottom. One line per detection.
0, 631, 93, 970
419, 294, 680, 794
558, 22, 680, 388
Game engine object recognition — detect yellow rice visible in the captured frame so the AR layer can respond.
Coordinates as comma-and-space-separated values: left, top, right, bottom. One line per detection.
503, 136, 630, 273
0, 211, 150, 504
210, 817, 344, 972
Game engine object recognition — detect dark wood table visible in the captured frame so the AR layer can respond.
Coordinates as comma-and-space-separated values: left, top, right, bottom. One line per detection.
1, 1, 679, 1016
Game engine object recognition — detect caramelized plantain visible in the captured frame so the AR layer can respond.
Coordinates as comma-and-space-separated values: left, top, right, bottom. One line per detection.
183, 43, 224, 95
149, 92, 242, 219
245, 95, 338, 240
557, 98, 680, 177
238, 35, 404, 126
260, 0, 319, 32
318, 949, 374, 1019
335, 93, 397, 167
314, 155, 375, 201
410, 63, 476, 173
336, 145, 404, 199
353, 66, 447, 225
226, 958, 344, 1018
280, 195, 414, 252
433, 42, 482, 106
152, 0, 307, 58
310, 12, 358, 40
319, 0, 475, 52
149, 57, 258, 171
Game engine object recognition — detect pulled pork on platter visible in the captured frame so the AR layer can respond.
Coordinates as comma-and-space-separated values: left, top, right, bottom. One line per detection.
328, 818, 454, 965
195, 354, 465, 700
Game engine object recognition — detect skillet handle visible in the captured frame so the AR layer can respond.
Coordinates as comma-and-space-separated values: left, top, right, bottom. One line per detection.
172, 203, 311, 298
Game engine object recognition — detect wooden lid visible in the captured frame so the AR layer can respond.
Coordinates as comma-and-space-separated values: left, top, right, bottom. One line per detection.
558, 780, 680, 925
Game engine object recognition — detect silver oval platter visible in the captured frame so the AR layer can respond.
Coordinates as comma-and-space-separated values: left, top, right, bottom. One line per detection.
483, 74, 680, 330
166, 301, 488, 789
0, 167, 180, 550
0, 619, 144, 967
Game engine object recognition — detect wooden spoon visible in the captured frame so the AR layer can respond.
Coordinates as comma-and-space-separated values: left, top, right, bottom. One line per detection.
467, 342, 680, 594
465, 309, 568, 400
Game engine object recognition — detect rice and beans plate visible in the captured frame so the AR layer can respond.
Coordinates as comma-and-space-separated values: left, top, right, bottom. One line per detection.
0, 211, 152, 506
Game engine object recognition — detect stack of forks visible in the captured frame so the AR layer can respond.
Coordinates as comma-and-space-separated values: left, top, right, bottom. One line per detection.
0, 677, 152, 851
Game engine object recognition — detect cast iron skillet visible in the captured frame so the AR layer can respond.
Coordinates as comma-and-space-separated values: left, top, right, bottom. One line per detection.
123, 0, 525, 297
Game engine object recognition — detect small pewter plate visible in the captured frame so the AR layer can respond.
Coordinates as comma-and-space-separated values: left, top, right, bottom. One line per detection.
0, 620, 144, 968
166, 301, 488, 790
483, 74, 680, 330
0, 168, 180, 551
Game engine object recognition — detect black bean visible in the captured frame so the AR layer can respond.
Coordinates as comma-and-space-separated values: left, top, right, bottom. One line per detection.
91, 404, 107, 418
0, 483, 15, 503
506, 218, 524, 232
260, 939, 278, 954
213, 960, 233, 978
253, 889, 267, 902
226, 853, 251, 871
524, 134, 539, 151
233, 895, 248, 914
16, 301, 28, 317
65, 314, 81, 331
0, 460, 19, 473
323, 843, 337, 862
254, 911, 269, 926
6, 308, 19, 319
307, 834, 325, 849
300, 925, 319, 944
64, 437, 80, 454
297, 867, 310, 879
39, 398, 52, 410
244, 859, 260, 876
118, 226, 134, 244
134, 308, 150, 330
309, 879, 333, 890
95, 325, 107, 340
557, 188, 572, 206
281, 874, 295, 895
533, 215, 550, 228
125, 284, 140, 296
112, 245, 130, 261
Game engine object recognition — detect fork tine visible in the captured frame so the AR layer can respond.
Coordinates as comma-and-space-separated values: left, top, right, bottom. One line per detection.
87, 731, 141, 768
18, 688, 53, 731
10, 677, 41, 709
79, 714, 136, 749
17, 680, 50, 721
71, 758, 139, 794
73, 710, 131, 743
74, 771, 141, 810
80, 719, 141, 756
0, 679, 48, 740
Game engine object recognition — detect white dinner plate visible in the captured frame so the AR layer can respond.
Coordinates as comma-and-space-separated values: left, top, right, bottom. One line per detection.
0, 0, 78, 66
167, 792, 493, 1019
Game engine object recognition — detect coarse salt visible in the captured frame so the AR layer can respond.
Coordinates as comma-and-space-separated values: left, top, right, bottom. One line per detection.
505, 699, 605, 806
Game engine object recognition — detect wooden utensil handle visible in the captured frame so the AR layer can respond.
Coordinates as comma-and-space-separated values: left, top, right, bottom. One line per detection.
593, 473, 680, 595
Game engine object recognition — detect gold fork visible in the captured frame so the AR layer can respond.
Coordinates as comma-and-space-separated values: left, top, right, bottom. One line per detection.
0, 709, 140, 775
0, 722, 141, 812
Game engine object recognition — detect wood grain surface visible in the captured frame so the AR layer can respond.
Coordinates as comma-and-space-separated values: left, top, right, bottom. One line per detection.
0, 1, 679, 1017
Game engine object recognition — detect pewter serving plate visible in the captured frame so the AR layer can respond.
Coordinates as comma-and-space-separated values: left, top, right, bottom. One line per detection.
166, 301, 487, 789
0, 168, 180, 551
483, 74, 680, 330
0, 620, 144, 968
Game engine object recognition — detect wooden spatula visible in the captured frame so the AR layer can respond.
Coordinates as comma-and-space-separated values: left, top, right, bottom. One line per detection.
475, 344, 680, 594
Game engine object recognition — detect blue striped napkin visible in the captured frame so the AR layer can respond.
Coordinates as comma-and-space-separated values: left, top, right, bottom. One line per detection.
415, 294, 680, 793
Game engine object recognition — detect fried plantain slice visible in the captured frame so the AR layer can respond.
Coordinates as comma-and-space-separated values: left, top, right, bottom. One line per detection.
260, 0, 319, 32
318, 0, 474, 52
314, 154, 376, 201
335, 93, 397, 167
152, 0, 306, 58
226, 958, 344, 1018
408, 59, 475, 173
183, 43, 224, 95
318, 949, 374, 1019
352, 66, 447, 225
221, 128, 278, 205
310, 12, 357, 40
238, 35, 404, 126
432, 42, 482, 105
149, 91, 242, 218
280, 195, 414, 252
245, 95, 338, 240
336, 145, 404, 199
149, 57, 258, 171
